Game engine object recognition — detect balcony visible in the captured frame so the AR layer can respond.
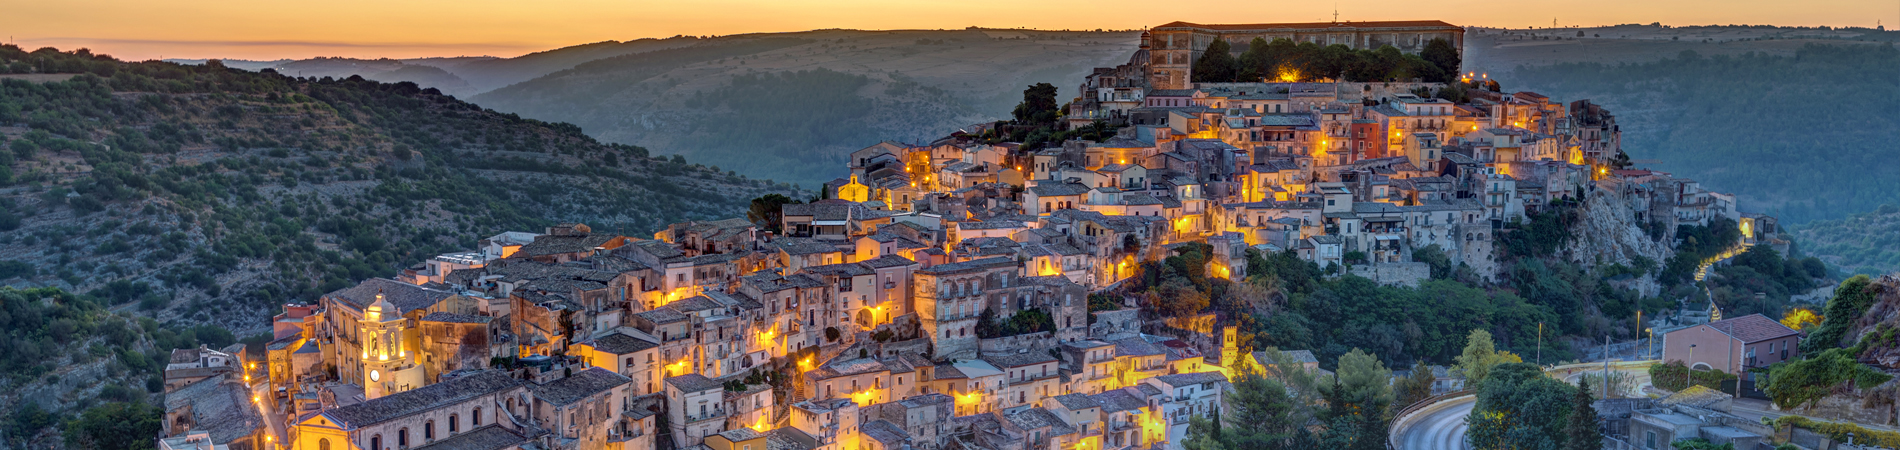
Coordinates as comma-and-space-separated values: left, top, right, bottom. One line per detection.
683, 408, 728, 423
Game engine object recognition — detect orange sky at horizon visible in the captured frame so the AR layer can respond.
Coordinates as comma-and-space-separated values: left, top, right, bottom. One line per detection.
2, 0, 1893, 61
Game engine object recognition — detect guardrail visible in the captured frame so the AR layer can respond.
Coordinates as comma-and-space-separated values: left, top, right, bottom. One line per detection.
1387, 389, 1476, 450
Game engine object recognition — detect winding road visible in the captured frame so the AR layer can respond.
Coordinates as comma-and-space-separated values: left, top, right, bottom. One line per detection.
1391, 394, 1476, 450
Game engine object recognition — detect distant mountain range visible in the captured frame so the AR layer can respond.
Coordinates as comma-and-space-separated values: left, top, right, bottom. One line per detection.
170, 24, 1900, 218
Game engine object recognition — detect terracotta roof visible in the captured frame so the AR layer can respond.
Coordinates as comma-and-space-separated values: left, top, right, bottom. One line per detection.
1703, 313, 1799, 343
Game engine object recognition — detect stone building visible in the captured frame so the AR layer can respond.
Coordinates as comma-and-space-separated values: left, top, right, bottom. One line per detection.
293, 370, 532, 450
527, 367, 633, 450
913, 257, 1020, 360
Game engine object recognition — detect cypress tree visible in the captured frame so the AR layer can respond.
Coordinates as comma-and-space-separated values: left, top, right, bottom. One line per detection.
1564, 378, 1603, 450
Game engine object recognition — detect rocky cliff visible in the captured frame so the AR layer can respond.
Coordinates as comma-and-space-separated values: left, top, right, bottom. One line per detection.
1566, 192, 1674, 294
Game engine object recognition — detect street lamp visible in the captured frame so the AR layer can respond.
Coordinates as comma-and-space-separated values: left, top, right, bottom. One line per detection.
1686, 344, 1697, 390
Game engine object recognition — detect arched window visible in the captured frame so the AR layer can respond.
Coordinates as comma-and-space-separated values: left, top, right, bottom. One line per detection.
449, 414, 459, 433
473, 408, 483, 426
424, 421, 434, 440
370, 435, 381, 450
398, 428, 408, 448
319, 438, 331, 450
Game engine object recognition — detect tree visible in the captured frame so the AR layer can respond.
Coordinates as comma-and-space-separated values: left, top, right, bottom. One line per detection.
63, 401, 162, 450
1193, 39, 1240, 83
1319, 349, 1393, 450
1182, 409, 1229, 450
1564, 378, 1603, 450
1466, 363, 1576, 450
747, 194, 797, 232
1395, 359, 1438, 408
1324, 349, 1394, 413
1454, 329, 1522, 387
1761, 348, 1893, 410
1011, 83, 1060, 127
1421, 38, 1462, 81
1237, 38, 1272, 81
1223, 371, 1299, 449
1803, 275, 1879, 353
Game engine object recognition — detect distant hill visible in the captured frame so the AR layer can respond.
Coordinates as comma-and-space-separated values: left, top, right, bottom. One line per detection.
468, 29, 1143, 186
1493, 30, 1899, 224
0, 46, 789, 332
1792, 205, 1900, 276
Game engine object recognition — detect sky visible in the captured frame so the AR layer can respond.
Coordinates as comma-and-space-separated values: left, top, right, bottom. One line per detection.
3, 0, 1894, 61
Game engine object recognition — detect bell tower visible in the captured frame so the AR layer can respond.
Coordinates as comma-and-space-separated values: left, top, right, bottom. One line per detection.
1220, 325, 1239, 371
359, 291, 416, 399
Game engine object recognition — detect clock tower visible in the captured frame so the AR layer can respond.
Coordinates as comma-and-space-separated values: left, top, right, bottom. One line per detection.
359, 292, 420, 399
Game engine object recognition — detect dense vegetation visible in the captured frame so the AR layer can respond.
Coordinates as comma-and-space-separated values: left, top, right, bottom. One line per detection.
675, 68, 884, 181
470, 36, 1013, 187
1511, 44, 1900, 225
1191, 37, 1461, 83
1800, 275, 1882, 352
1181, 348, 1396, 450
1755, 274, 1897, 415
1465, 363, 1595, 450
1792, 204, 1900, 275
0, 44, 780, 317
0, 286, 236, 449
1122, 242, 1588, 371
0, 44, 785, 445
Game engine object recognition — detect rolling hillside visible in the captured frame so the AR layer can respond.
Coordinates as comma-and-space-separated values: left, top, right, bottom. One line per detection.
468, 29, 1143, 186
0, 45, 790, 333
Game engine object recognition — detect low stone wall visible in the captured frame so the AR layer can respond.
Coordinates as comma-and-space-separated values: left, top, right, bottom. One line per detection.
869, 338, 933, 360
979, 331, 1053, 356
1349, 262, 1431, 287
1091, 309, 1141, 337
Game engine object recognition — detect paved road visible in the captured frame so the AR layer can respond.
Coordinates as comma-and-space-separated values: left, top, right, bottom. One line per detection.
1392, 395, 1475, 450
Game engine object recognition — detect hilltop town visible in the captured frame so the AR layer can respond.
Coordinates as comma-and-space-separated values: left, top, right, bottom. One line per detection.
156, 20, 1795, 450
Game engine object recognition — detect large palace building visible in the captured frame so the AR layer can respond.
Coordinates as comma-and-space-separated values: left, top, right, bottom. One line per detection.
1147, 20, 1466, 89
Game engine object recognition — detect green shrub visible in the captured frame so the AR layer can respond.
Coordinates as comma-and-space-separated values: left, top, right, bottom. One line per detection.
1649, 361, 1737, 392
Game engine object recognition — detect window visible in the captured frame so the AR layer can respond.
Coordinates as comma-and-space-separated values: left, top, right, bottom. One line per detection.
398, 429, 408, 448
371, 435, 381, 450
1645, 431, 1657, 449
449, 414, 459, 433
473, 408, 483, 426
319, 438, 331, 450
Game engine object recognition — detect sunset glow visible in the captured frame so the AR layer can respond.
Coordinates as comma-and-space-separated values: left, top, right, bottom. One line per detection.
5, 0, 1887, 61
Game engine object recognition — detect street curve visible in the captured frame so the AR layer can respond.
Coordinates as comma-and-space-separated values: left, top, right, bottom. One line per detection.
1392, 394, 1475, 450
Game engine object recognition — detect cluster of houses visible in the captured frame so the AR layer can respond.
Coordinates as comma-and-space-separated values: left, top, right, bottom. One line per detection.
154, 19, 1790, 450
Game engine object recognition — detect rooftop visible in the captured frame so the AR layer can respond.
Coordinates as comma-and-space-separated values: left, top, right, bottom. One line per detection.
530, 367, 631, 406
327, 370, 521, 427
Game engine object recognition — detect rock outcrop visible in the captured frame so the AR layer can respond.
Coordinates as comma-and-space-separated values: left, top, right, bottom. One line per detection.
1566, 192, 1674, 292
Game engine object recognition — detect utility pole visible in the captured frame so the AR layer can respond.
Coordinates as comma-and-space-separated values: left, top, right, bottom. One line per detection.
1686, 344, 1698, 389
1603, 334, 1612, 397
1537, 322, 1543, 366
1731, 334, 1740, 399
1635, 310, 1643, 360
